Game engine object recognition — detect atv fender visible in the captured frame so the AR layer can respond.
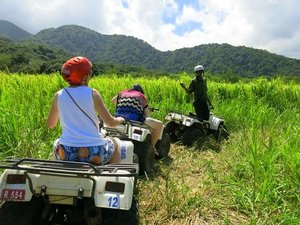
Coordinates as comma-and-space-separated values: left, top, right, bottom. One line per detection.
0, 169, 33, 202
94, 170, 135, 210
116, 139, 134, 163
209, 115, 224, 130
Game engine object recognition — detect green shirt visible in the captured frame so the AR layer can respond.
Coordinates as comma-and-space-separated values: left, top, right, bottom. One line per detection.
188, 77, 208, 102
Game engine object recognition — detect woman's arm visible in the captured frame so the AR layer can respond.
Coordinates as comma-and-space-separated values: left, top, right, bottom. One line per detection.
47, 93, 59, 129
93, 89, 124, 127
111, 95, 118, 104
143, 106, 150, 117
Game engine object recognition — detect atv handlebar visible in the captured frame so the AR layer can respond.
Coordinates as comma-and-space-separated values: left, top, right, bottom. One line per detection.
123, 119, 150, 129
149, 107, 159, 112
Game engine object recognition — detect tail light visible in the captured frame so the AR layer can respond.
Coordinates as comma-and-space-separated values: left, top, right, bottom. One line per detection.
6, 174, 26, 184
105, 182, 125, 193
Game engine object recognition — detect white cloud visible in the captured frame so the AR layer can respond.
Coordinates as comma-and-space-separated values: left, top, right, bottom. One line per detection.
0, 0, 299, 59
176, 5, 202, 25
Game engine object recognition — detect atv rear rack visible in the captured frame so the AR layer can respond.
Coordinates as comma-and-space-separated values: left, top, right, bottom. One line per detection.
0, 158, 139, 177
104, 120, 151, 138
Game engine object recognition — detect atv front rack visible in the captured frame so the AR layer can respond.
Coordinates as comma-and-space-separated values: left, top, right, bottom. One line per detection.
0, 158, 139, 177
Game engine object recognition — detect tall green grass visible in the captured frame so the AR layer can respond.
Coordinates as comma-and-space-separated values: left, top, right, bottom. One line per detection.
0, 72, 299, 224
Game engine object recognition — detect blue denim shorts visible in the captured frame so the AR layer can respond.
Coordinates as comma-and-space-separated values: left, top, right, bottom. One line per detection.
54, 138, 115, 165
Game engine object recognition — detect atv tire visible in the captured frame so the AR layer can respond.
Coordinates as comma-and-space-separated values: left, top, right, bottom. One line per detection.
182, 127, 204, 146
133, 135, 155, 175
0, 196, 44, 225
102, 196, 139, 225
155, 130, 171, 159
165, 121, 180, 142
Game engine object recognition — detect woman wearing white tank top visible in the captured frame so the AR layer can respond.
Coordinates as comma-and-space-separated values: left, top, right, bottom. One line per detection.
47, 56, 124, 165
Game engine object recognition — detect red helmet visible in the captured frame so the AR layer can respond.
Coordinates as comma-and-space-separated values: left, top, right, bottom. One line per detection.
61, 56, 92, 85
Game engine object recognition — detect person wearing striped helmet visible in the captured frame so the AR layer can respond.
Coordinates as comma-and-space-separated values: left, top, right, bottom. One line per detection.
112, 84, 164, 150
180, 65, 213, 121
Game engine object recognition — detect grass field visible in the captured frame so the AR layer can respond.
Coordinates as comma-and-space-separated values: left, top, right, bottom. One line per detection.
0, 72, 299, 224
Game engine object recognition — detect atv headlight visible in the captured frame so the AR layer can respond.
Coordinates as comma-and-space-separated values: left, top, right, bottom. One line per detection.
165, 113, 172, 120
174, 114, 183, 120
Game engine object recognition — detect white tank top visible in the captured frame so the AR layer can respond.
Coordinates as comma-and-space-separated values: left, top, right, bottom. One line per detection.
57, 86, 104, 147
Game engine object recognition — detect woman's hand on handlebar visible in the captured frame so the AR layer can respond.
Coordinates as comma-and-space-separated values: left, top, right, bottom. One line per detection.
116, 116, 125, 125
149, 107, 159, 112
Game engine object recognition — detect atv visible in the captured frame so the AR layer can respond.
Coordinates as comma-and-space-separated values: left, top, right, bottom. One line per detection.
101, 120, 171, 175
164, 111, 229, 146
0, 140, 139, 225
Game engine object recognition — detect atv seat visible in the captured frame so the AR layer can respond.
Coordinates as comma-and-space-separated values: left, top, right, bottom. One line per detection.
188, 112, 197, 118
188, 112, 206, 122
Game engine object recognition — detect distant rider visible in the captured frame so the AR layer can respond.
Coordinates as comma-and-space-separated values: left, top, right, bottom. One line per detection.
47, 56, 124, 165
180, 65, 213, 121
112, 84, 164, 150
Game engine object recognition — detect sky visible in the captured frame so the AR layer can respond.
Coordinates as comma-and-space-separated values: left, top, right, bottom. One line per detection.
1, 0, 300, 59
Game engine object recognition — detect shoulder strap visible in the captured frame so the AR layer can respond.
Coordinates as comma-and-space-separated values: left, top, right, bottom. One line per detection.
64, 88, 98, 128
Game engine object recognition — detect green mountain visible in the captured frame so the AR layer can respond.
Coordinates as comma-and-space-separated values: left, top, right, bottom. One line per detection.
28, 25, 300, 77
163, 44, 300, 77
0, 20, 32, 41
1, 21, 299, 77
29, 25, 163, 70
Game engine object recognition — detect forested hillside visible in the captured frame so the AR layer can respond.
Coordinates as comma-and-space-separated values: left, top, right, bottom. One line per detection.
0, 37, 158, 76
0, 37, 70, 73
163, 44, 300, 77
1, 21, 300, 77
29, 25, 163, 70
29, 25, 300, 77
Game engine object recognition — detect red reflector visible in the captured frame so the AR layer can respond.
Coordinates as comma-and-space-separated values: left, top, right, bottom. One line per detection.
133, 129, 143, 135
105, 182, 125, 193
7, 174, 26, 184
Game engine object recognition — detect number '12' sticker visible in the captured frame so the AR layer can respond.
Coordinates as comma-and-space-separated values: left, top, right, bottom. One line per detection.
108, 196, 118, 208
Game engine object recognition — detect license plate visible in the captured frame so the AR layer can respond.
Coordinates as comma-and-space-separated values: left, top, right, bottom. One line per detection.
1, 189, 25, 201
132, 134, 141, 141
